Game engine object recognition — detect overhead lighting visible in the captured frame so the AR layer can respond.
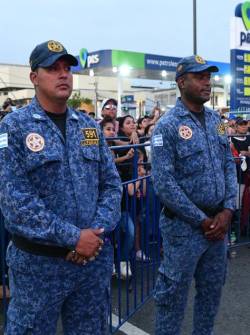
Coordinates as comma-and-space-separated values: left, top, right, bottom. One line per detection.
119, 65, 131, 76
112, 67, 118, 73
161, 70, 167, 78
224, 74, 232, 84
89, 69, 94, 77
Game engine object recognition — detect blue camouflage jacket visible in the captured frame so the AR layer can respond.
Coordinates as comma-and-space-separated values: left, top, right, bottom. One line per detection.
0, 97, 122, 248
151, 98, 237, 228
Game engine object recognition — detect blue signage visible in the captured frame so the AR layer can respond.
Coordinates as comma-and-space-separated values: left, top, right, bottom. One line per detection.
230, 2, 250, 110
145, 54, 180, 71
231, 48, 250, 109
72, 50, 112, 73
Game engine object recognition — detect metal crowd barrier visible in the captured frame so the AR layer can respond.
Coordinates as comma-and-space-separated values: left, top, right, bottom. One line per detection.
1, 140, 250, 334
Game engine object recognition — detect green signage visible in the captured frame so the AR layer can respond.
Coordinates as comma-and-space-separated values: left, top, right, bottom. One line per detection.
111, 50, 145, 69
242, 1, 250, 30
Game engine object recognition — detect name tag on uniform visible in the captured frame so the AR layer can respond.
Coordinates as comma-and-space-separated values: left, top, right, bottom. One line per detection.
152, 134, 163, 147
81, 128, 99, 146
0, 133, 8, 149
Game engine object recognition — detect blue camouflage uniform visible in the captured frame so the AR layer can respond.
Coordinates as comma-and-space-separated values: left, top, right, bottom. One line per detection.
0, 97, 122, 335
151, 98, 237, 335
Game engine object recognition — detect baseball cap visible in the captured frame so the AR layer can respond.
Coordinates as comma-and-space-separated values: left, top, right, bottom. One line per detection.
235, 117, 248, 125
175, 55, 219, 80
101, 98, 118, 110
29, 40, 78, 71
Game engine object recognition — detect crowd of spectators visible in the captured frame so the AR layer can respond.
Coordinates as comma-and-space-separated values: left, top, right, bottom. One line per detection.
99, 98, 161, 278
224, 116, 250, 235
1, 96, 250, 280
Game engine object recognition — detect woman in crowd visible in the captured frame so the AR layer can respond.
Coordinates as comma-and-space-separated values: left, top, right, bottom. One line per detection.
100, 116, 135, 278
136, 116, 150, 138
144, 123, 155, 167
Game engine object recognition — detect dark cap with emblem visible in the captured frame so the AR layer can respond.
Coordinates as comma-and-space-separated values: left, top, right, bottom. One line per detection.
235, 117, 248, 125
29, 40, 78, 71
175, 55, 219, 80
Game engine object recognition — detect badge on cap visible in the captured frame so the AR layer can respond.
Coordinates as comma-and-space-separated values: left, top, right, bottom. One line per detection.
47, 40, 64, 53
26, 133, 45, 152
179, 126, 193, 140
81, 128, 99, 146
195, 55, 206, 64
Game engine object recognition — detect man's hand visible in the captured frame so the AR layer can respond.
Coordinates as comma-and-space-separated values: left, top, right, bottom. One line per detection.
204, 209, 233, 241
201, 217, 214, 234
75, 228, 104, 258
240, 150, 250, 157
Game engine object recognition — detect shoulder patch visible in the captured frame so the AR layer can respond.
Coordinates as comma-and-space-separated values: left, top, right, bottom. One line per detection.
0, 133, 8, 149
152, 134, 163, 147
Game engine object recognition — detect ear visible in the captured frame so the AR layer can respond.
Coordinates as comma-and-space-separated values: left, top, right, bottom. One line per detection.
30, 71, 38, 86
177, 76, 185, 89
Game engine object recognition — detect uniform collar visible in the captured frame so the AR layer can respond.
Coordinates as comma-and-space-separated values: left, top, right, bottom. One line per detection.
175, 97, 213, 117
30, 96, 79, 121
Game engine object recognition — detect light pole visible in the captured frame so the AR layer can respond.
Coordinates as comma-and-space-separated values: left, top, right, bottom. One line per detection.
193, 0, 197, 55
224, 75, 232, 108
212, 75, 220, 109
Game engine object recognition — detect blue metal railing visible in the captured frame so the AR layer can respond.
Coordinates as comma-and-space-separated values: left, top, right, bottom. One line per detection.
1, 139, 250, 333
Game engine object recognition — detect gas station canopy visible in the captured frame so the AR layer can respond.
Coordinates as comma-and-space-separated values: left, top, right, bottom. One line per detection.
72, 48, 230, 82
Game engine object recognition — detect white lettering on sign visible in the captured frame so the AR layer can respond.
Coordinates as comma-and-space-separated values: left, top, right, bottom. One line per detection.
87, 54, 100, 67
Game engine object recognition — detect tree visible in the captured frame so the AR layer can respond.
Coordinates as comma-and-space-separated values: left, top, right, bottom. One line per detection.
68, 92, 83, 109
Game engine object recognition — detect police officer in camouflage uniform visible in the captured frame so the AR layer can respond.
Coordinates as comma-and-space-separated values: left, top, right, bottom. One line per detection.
151, 55, 237, 335
0, 40, 122, 334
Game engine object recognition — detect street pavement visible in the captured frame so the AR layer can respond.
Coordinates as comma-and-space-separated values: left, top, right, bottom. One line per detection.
1, 245, 250, 335
116, 245, 250, 335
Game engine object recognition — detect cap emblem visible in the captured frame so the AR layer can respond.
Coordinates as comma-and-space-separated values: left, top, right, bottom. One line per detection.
47, 40, 64, 53
195, 55, 206, 64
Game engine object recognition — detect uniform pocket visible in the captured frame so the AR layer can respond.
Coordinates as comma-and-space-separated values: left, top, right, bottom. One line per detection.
81, 146, 100, 162
176, 142, 205, 175
25, 152, 63, 197
7, 303, 35, 330
161, 234, 193, 282
160, 215, 192, 237
154, 273, 179, 306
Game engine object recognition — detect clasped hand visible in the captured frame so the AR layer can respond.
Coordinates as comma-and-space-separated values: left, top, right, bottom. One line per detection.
66, 228, 104, 265
201, 209, 233, 241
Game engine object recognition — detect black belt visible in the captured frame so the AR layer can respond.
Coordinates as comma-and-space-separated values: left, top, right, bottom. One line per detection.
12, 235, 70, 258
163, 203, 223, 219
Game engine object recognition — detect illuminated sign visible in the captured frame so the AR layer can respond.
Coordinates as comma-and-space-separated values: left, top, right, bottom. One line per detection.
79, 48, 100, 69
230, 2, 250, 109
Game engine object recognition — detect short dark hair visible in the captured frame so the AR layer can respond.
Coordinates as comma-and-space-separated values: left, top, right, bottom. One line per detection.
145, 123, 155, 136
235, 117, 248, 126
100, 116, 115, 129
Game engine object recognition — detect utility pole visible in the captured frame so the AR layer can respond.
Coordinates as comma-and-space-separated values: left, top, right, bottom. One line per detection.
193, 0, 197, 55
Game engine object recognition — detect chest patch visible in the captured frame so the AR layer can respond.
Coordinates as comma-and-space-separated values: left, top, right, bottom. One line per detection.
179, 125, 193, 140
26, 133, 45, 152
81, 128, 99, 146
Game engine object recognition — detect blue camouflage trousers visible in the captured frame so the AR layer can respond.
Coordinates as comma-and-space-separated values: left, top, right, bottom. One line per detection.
154, 232, 227, 335
4, 243, 113, 335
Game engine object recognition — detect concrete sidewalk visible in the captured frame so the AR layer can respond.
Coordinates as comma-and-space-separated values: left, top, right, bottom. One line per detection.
1, 246, 249, 334
120, 245, 250, 335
